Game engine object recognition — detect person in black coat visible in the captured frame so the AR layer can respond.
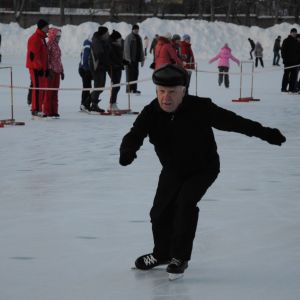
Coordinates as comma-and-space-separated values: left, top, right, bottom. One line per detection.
248, 38, 255, 60
119, 64, 286, 279
0, 33, 2, 63
108, 30, 126, 112
89, 26, 111, 112
273, 36, 281, 66
281, 28, 299, 93
296, 34, 300, 92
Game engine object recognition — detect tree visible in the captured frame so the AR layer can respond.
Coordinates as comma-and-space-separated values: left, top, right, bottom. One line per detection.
226, 0, 234, 22
293, 0, 300, 23
13, 0, 26, 23
60, 0, 65, 26
209, 0, 215, 21
198, 0, 204, 18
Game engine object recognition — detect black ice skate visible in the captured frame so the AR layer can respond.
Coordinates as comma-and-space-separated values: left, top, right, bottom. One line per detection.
166, 258, 188, 281
90, 103, 105, 114
134, 253, 169, 270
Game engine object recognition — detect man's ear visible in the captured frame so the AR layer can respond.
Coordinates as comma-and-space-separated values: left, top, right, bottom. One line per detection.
182, 86, 186, 95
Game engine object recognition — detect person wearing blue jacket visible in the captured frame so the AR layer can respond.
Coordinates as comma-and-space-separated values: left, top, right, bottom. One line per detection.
79, 35, 93, 111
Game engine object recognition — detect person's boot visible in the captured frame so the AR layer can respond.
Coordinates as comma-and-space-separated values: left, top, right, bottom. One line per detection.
90, 100, 105, 113
166, 258, 188, 280
134, 253, 169, 270
81, 95, 92, 112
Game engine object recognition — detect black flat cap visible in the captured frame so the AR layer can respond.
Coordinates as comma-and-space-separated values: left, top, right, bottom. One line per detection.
152, 64, 188, 87
37, 19, 49, 30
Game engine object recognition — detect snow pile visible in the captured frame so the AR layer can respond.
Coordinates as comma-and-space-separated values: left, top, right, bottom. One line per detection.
0, 18, 299, 60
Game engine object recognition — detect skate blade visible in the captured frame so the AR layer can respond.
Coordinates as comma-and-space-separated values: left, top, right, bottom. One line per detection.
168, 273, 184, 281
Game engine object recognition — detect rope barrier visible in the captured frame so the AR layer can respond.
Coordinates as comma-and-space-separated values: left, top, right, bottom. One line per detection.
0, 63, 299, 91
0, 77, 152, 91
196, 63, 300, 75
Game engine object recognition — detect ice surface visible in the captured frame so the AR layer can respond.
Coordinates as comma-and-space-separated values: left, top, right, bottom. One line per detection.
0, 20, 300, 300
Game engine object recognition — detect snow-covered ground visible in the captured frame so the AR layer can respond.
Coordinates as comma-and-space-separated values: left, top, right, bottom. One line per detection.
0, 19, 300, 300
0, 18, 300, 59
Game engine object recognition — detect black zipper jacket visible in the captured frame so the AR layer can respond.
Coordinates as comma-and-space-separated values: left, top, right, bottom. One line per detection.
120, 95, 267, 177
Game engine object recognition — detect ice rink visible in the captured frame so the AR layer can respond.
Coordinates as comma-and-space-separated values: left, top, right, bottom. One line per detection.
0, 55, 300, 300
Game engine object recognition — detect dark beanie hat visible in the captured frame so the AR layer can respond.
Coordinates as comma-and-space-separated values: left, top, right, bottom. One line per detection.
98, 26, 108, 36
110, 30, 122, 41
152, 64, 189, 87
37, 19, 49, 30
290, 28, 297, 33
132, 24, 139, 30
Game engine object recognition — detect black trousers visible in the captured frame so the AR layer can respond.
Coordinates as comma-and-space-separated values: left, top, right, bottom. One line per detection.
108, 68, 122, 104
150, 168, 218, 261
218, 66, 229, 87
282, 65, 298, 92
249, 48, 254, 59
126, 61, 139, 92
273, 51, 280, 65
90, 68, 107, 105
27, 81, 33, 105
78, 67, 92, 106
255, 57, 264, 67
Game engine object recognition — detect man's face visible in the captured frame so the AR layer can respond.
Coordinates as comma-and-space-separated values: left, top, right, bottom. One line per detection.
291, 31, 297, 38
156, 85, 185, 113
133, 29, 139, 35
42, 25, 49, 34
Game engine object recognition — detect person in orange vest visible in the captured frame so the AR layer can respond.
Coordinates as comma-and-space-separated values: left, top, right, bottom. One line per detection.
26, 19, 49, 117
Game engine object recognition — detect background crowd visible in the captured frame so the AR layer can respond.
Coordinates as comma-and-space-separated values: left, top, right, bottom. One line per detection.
23, 20, 300, 118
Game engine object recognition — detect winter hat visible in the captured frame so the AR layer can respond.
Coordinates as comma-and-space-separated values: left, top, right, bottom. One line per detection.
162, 32, 172, 40
132, 24, 139, 30
172, 34, 181, 41
98, 26, 108, 36
290, 28, 297, 33
37, 19, 49, 30
110, 30, 122, 41
48, 28, 61, 41
182, 34, 191, 41
152, 64, 189, 87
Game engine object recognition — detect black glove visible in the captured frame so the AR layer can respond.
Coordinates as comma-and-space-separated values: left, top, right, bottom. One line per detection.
261, 127, 286, 146
29, 51, 34, 61
36, 69, 44, 76
45, 69, 50, 78
119, 150, 137, 166
61, 72, 65, 80
122, 59, 130, 66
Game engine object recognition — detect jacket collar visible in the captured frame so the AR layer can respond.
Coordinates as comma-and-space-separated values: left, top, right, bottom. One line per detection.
36, 28, 47, 39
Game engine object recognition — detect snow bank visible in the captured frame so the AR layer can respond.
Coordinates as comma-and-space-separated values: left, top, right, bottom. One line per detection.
0, 18, 299, 60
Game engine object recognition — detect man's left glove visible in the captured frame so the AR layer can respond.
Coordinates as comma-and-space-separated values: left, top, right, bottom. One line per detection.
119, 150, 137, 166
261, 127, 286, 146
61, 72, 65, 80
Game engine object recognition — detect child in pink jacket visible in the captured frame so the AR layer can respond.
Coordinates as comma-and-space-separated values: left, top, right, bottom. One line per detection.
44, 27, 64, 117
209, 43, 240, 88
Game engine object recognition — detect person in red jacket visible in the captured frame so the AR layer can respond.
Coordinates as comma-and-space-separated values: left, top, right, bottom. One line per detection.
181, 34, 195, 70
154, 33, 183, 70
26, 19, 49, 117
44, 27, 64, 118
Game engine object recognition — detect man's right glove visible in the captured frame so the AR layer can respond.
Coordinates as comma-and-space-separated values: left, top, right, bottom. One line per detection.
261, 127, 286, 146
119, 150, 137, 166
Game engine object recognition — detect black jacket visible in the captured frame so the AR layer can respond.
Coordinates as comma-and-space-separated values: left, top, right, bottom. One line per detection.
281, 35, 299, 66
273, 38, 281, 52
89, 32, 111, 71
120, 95, 267, 177
109, 39, 124, 70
